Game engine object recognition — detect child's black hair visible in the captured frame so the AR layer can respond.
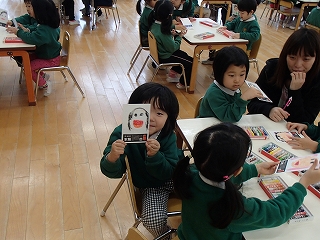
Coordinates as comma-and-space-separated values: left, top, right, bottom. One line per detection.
136, 0, 143, 15
173, 123, 251, 229
213, 46, 249, 86
128, 82, 179, 136
237, 0, 257, 13
148, 0, 173, 35
31, 0, 60, 28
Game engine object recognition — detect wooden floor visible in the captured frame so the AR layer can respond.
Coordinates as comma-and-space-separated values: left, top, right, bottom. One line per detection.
0, 0, 308, 239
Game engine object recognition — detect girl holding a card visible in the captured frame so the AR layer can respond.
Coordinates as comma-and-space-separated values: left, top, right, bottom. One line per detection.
100, 83, 182, 238
247, 28, 320, 124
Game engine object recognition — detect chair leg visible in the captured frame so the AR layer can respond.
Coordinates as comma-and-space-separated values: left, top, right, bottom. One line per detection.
180, 66, 188, 92
19, 67, 24, 84
61, 70, 67, 81
255, 61, 260, 75
100, 174, 127, 217
150, 66, 160, 82
127, 46, 142, 75
136, 56, 150, 81
65, 68, 85, 97
35, 70, 42, 100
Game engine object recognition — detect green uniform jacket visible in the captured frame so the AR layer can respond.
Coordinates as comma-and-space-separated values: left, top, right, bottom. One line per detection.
199, 81, 249, 122
177, 163, 307, 240
150, 21, 181, 59
225, 15, 260, 50
173, 0, 195, 19
15, 14, 38, 32
305, 122, 320, 153
306, 7, 320, 28
100, 125, 181, 188
139, 5, 153, 38
17, 24, 61, 59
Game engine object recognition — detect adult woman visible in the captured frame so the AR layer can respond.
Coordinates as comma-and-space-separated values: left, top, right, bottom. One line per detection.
247, 28, 320, 124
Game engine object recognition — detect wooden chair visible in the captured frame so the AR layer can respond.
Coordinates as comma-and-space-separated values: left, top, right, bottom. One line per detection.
35, 31, 85, 99
305, 23, 320, 33
260, 0, 279, 22
271, 0, 300, 28
93, 0, 120, 29
194, 96, 204, 118
136, 31, 188, 92
127, 22, 149, 75
249, 34, 262, 75
126, 227, 148, 240
100, 156, 181, 239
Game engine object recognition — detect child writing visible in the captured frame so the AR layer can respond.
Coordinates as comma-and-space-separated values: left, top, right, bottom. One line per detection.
286, 121, 320, 153
173, 122, 320, 240
218, 0, 260, 55
100, 82, 182, 238
136, 0, 158, 47
6, 0, 61, 97
198, 46, 263, 122
148, 0, 193, 89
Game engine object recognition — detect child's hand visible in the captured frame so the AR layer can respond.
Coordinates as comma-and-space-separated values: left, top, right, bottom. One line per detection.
179, 29, 187, 37
145, 139, 160, 157
6, 26, 18, 35
217, 26, 227, 32
286, 122, 307, 132
241, 87, 263, 101
256, 162, 278, 175
290, 72, 306, 90
299, 159, 320, 188
189, 17, 196, 22
108, 139, 126, 162
175, 24, 186, 32
176, 16, 181, 22
231, 32, 240, 39
171, 29, 179, 36
227, 15, 235, 22
6, 20, 13, 26
269, 107, 290, 122
17, 23, 29, 32
287, 131, 318, 152
172, 19, 180, 25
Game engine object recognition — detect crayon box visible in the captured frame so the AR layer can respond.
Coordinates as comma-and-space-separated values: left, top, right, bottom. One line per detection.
259, 142, 296, 162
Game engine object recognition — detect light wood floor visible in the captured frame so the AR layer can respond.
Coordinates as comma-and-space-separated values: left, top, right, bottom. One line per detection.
0, 0, 315, 239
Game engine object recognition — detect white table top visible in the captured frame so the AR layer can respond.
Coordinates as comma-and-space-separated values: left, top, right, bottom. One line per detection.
176, 114, 320, 240
0, 26, 35, 49
182, 18, 248, 45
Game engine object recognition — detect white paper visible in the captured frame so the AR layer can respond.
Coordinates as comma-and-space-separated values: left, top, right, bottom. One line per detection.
180, 18, 193, 29
246, 81, 272, 103
270, 130, 304, 143
0, 9, 8, 27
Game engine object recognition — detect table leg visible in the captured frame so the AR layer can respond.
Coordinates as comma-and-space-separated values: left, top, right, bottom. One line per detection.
188, 46, 201, 93
18, 50, 36, 106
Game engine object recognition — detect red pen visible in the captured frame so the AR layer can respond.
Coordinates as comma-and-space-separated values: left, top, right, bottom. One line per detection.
283, 97, 292, 110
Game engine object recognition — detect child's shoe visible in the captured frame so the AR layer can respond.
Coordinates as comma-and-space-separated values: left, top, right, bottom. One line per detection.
176, 82, 188, 89
43, 80, 52, 96
166, 70, 180, 83
201, 59, 214, 65
96, 14, 104, 22
69, 20, 80, 25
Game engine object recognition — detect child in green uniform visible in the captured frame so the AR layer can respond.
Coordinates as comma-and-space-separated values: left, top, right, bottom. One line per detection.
137, 0, 158, 47
306, 1, 320, 28
173, 122, 320, 240
100, 82, 182, 238
198, 46, 263, 122
171, 0, 194, 21
286, 121, 320, 153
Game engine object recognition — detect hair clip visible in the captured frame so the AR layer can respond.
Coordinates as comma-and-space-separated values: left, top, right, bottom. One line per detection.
223, 175, 231, 181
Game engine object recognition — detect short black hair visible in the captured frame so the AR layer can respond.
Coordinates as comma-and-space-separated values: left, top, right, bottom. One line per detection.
128, 83, 179, 136
213, 46, 249, 86
31, 0, 60, 28
237, 0, 257, 13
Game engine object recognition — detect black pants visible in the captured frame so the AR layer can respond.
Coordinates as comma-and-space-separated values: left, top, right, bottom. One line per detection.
160, 50, 193, 86
62, 0, 75, 21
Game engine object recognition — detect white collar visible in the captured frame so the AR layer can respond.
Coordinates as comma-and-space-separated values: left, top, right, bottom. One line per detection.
214, 80, 240, 96
174, 4, 183, 10
199, 172, 225, 189
155, 20, 161, 24
149, 130, 161, 139
241, 15, 255, 22
145, 5, 153, 10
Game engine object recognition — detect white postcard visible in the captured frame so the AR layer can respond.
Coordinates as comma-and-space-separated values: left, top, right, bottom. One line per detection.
245, 81, 272, 103
270, 130, 304, 143
0, 9, 8, 27
122, 104, 150, 143
180, 18, 193, 29
275, 153, 320, 173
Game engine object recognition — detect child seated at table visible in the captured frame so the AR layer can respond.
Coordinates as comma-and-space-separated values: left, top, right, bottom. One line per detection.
173, 122, 320, 240
171, 0, 194, 22
192, 0, 210, 18
306, 1, 320, 28
202, 0, 260, 65
286, 121, 320, 153
198, 46, 263, 122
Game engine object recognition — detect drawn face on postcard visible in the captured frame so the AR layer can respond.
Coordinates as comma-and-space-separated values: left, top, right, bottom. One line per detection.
128, 108, 149, 131
291, 156, 317, 170
275, 132, 292, 142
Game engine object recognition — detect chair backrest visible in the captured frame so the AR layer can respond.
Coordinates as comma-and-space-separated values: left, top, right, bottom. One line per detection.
60, 31, 70, 66
126, 227, 148, 240
305, 23, 320, 33
279, 0, 293, 9
194, 96, 204, 118
148, 31, 160, 64
249, 34, 262, 60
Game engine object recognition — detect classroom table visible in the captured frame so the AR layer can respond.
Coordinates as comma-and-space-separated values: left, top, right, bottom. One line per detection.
0, 27, 36, 106
175, 114, 320, 239
199, 0, 232, 22
182, 18, 248, 93
294, 0, 319, 31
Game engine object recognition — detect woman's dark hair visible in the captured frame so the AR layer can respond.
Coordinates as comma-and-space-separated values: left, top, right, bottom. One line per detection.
213, 46, 249, 86
270, 28, 320, 88
148, 0, 173, 35
173, 123, 251, 229
237, 0, 257, 13
31, 0, 60, 28
128, 82, 179, 136
179, 0, 193, 18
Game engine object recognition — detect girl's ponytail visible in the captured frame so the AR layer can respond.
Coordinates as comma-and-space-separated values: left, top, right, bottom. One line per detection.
173, 155, 193, 199
136, 0, 142, 15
